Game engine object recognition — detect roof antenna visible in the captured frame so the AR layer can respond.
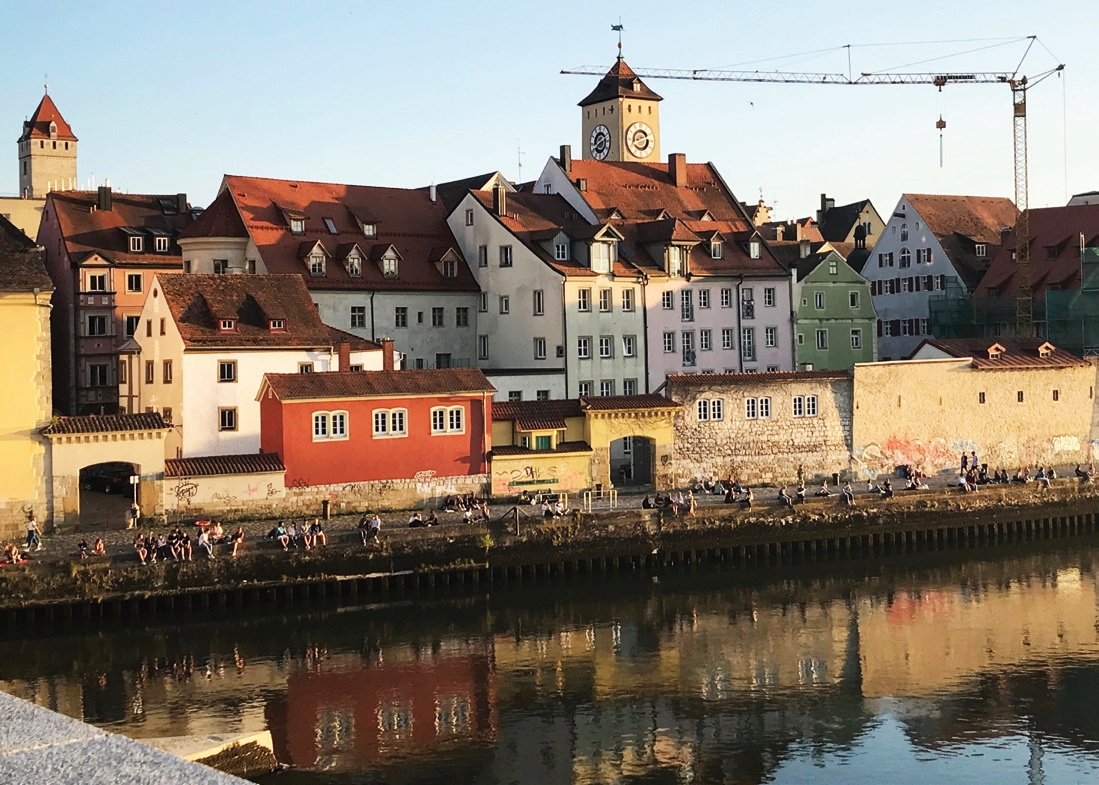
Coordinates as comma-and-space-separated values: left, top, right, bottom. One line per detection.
517, 139, 524, 183
611, 20, 624, 60
43, 74, 48, 95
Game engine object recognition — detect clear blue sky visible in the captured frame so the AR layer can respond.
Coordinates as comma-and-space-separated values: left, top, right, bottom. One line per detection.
1, 0, 1094, 219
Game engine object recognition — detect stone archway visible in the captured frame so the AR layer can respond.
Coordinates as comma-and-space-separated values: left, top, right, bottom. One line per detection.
43, 413, 169, 532
609, 436, 654, 486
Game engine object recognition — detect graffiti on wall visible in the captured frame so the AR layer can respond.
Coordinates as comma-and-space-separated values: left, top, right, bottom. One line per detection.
852, 434, 1091, 479
173, 479, 199, 505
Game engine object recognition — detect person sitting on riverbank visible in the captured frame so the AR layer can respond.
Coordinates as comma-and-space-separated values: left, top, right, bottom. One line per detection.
360, 514, 381, 545
197, 530, 215, 559
230, 527, 244, 557
880, 478, 895, 499
841, 482, 855, 505
408, 512, 425, 527
209, 521, 226, 544
687, 490, 697, 516
642, 495, 653, 509
542, 500, 555, 518
815, 482, 833, 498
92, 538, 106, 557
1076, 464, 1095, 484
78, 539, 89, 560
1013, 467, 1031, 483
134, 534, 149, 565
905, 476, 929, 490
740, 487, 754, 510
518, 489, 533, 505
711, 479, 726, 496
3, 543, 22, 564
778, 486, 793, 507
424, 511, 439, 527
270, 522, 290, 550
1035, 467, 1052, 488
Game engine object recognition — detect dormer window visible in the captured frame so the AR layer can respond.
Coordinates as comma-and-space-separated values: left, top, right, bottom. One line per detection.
323, 218, 337, 234
383, 257, 398, 278
749, 239, 761, 260
129, 235, 144, 253
442, 259, 457, 278
667, 245, 685, 277
347, 255, 362, 278
555, 242, 569, 261
49, 121, 57, 138
590, 241, 612, 274
363, 223, 376, 238
976, 243, 988, 258
309, 254, 326, 277
987, 342, 1006, 360
269, 319, 286, 332
290, 218, 305, 235
154, 236, 169, 253
710, 240, 723, 260
219, 319, 236, 332
1038, 341, 1055, 358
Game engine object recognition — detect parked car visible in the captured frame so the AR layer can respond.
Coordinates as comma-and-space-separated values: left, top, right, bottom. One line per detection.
81, 463, 134, 494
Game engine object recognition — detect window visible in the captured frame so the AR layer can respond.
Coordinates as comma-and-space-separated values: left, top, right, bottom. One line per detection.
622, 379, 637, 395
745, 398, 757, 419
577, 336, 591, 359
800, 395, 815, 416
741, 328, 756, 361
591, 242, 612, 273
330, 412, 347, 438
394, 307, 408, 328
160, 318, 167, 335
126, 273, 142, 293
478, 293, 488, 313
87, 315, 108, 336
663, 332, 675, 353
600, 380, 614, 396
390, 409, 408, 436
759, 397, 771, 418
623, 335, 636, 357
534, 337, 547, 359
899, 247, 912, 268
622, 288, 635, 311
499, 246, 513, 267
816, 329, 828, 350
577, 288, 591, 312
362, 223, 376, 238
351, 306, 366, 328
441, 259, 457, 278
798, 333, 805, 345
298, 362, 314, 374
697, 399, 710, 421
382, 257, 397, 278
455, 307, 469, 327
976, 243, 987, 258
218, 361, 237, 383
662, 291, 674, 310
431, 408, 446, 433
268, 318, 286, 331
89, 364, 108, 386
129, 235, 144, 253
877, 252, 894, 267
764, 326, 776, 348
721, 288, 733, 308
478, 334, 489, 360
578, 381, 592, 397
901, 223, 909, 242
828, 259, 838, 275
87, 273, 106, 292
465, 209, 474, 226
710, 240, 723, 259
1017, 390, 1024, 403
1053, 389, 1060, 401
596, 288, 611, 313
536, 390, 550, 401
119, 362, 127, 384
290, 218, 305, 235
349, 365, 363, 372
599, 336, 613, 358
309, 254, 325, 277
477, 245, 488, 267
213, 259, 228, 274
917, 248, 931, 264
901, 278, 911, 294
935, 274, 946, 291
533, 289, 544, 315
793, 396, 804, 417
814, 291, 825, 310
699, 289, 711, 308
681, 289, 694, 322
313, 412, 329, 439
219, 407, 238, 431
764, 288, 776, 307
681, 331, 695, 365
125, 315, 140, 337
721, 328, 733, 350
449, 407, 464, 432
700, 329, 712, 351
145, 361, 155, 384
555, 241, 569, 260
851, 329, 862, 349
849, 291, 860, 308
323, 217, 337, 234
749, 239, 761, 259
162, 360, 173, 384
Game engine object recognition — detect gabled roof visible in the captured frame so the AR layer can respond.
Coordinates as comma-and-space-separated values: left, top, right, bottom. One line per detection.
47, 190, 194, 266
976, 204, 1099, 298
904, 194, 1016, 244
155, 273, 344, 349
19, 93, 77, 142
819, 199, 871, 243
910, 338, 1087, 369
434, 172, 512, 213
580, 394, 680, 411
0, 214, 51, 292
42, 412, 167, 435
667, 370, 849, 386
262, 368, 495, 400
492, 398, 584, 423
222, 175, 478, 293
578, 58, 663, 107
178, 188, 248, 239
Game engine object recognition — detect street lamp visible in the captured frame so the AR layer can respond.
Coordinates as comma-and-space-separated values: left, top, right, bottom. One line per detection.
129, 473, 140, 528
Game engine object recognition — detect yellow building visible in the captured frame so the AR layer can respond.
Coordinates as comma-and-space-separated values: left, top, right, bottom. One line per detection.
0, 214, 53, 537
851, 338, 1097, 477
579, 56, 662, 164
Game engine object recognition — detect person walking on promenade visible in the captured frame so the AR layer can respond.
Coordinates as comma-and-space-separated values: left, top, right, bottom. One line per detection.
961, 453, 969, 473
25, 513, 41, 552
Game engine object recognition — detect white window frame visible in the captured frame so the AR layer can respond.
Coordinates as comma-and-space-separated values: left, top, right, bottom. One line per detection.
499, 295, 510, 315
721, 288, 733, 308
814, 291, 825, 309
759, 396, 772, 419
478, 334, 489, 360
697, 399, 710, 421
623, 335, 636, 358
816, 329, 828, 350
710, 240, 723, 259
577, 336, 591, 359
598, 288, 612, 312
763, 287, 776, 307
806, 395, 818, 416
699, 289, 711, 308
534, 337, 547, 360
711, 399, 724, 420
765, 326, 777, 348
792, 396, 805, 418
464, 209, 474, 226
622, 288, 635, 312
745, 397, 758, 419
721, 328, 733, 350
310, 254, 326, 277
499, 245, 513, 267
661, 291, 674, 310
533, 289, 544, 316
347, 256, 362, 278
431, 407, 447, 434
155, 236, 170, 253
599, 380, 615, 397
126, 273, 143, 293
382, 257, 398, 278
129, 235, 144, 253
578, 288, 591, 312
448, 406, 464, 433
555, 242, 569, 260
663, 332, 675, 353
373, 408, 407, 438
700, 329, 712, 351
851, 329, 862, 349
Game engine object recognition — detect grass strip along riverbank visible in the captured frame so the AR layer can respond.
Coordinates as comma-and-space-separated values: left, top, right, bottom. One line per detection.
3, 479, 1099, 618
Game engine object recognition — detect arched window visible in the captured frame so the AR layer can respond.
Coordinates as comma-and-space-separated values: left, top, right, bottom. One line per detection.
899, 247, 911, 268
901, 223, 909, 242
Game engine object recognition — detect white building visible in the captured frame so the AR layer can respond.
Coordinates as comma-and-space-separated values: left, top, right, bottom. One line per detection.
123, 274, 390, 458
862, 194, 1015, 359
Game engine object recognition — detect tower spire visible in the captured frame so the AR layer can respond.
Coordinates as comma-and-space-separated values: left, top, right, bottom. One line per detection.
611, 20, 624, 61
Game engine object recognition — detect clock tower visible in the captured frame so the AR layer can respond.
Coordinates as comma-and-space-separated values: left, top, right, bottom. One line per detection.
579, 54, 662, 163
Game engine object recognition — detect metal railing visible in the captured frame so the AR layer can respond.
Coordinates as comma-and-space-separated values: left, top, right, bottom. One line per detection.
583, 488, 619, 512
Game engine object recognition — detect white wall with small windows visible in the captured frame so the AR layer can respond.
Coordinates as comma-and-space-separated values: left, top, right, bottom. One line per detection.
177, 233, 265, 276
483, 371, 567, 403
667, 372, 853, 485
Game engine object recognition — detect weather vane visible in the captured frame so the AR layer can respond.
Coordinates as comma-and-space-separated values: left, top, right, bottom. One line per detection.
611, 19, 624, 58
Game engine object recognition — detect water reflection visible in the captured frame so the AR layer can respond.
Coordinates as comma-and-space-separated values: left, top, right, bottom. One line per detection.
1, 542, 1099, 783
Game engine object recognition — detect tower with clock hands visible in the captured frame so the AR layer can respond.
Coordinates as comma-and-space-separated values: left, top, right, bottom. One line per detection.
578, 53, 662, 162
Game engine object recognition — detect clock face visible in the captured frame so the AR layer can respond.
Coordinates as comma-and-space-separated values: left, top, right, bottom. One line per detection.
589, 125, 611, 160
625, 122, 655, 158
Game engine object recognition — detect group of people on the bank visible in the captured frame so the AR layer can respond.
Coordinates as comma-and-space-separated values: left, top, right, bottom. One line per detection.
264, 519, 327, 552
134, 521, 247, 564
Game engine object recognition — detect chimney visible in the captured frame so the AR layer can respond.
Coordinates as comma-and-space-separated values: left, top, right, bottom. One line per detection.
817, 193, 835, 225
492, 183, 507, 217
381, 338, 395, 371
669, 153, 687, 187
337, 341, 351, 371
576, 178, 587, 192
1001, 226, 1012, 244
429, 183, 437, 203
176, 193, 187, 214
800, 239, 811, 259
97, 185, 112, 212
560, 144, 572, 173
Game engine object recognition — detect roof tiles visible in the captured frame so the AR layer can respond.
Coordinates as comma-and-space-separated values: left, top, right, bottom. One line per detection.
492, 399, 584, 423
580, 394, 679, 410
263, 368, 496, 400
666, 370, 849, 385
913, 338, 1088, 369
578, 58, 663, 107
165, 453, 285, 478
0, 214, 51, 292
19, 94, 77, 142
42, 412, 167, 435
48, 191, 193, 266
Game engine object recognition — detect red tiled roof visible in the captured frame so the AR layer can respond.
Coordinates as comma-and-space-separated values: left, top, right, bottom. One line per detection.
19, 94, 77, 142
578, 58, 663, 107
492, 399, 584, 422
976, 204, 1099, 298
580, 394, 680, 410
156, 273, 343, 349
263, 368, 496, 400
905, 194, 1017, 244
912, 338, 1088, 369
0, 215, 52, 292
666, 370, 850, 385
42, 412, 167, 435
165, 453, 285, 478
48, 190, 193, 266
179, 189, 248, 239
491, 441, 593, 457
223, 175, 479, 293
326, 326, 381, 352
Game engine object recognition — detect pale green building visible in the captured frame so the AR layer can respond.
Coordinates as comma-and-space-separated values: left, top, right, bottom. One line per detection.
792, 250, 878, 370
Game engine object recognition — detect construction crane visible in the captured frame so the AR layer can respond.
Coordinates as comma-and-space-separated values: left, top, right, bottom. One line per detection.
563, 37, 1064, 336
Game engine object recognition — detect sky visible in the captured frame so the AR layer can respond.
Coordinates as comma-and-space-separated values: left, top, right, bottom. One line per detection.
1, 0, 1096, 220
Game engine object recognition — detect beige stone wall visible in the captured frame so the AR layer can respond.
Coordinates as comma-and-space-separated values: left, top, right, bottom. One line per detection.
851, 358, 1097, 478
667, 377, 853, 486
0, 198, 45, 241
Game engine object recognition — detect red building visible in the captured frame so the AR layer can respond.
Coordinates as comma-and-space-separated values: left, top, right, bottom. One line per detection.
258, 368, 495, 486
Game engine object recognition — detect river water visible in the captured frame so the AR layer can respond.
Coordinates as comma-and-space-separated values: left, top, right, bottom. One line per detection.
4, 539, 1099, 784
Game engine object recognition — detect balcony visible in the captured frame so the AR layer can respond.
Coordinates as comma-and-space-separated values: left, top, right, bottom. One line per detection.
741, 301, 755, 320
78, 291, 115, 308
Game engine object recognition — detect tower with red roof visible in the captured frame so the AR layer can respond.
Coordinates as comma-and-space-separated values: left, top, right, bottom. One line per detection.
17, 91, 77, 198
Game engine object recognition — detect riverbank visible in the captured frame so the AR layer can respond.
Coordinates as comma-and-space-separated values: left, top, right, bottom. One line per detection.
3, 479, 1099, 615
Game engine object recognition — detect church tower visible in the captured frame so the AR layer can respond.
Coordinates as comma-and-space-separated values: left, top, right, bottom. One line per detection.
579, 54, 662, 163
18, 92, 77, 198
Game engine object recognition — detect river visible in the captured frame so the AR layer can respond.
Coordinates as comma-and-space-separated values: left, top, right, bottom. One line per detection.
3, 537, 1099, 784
